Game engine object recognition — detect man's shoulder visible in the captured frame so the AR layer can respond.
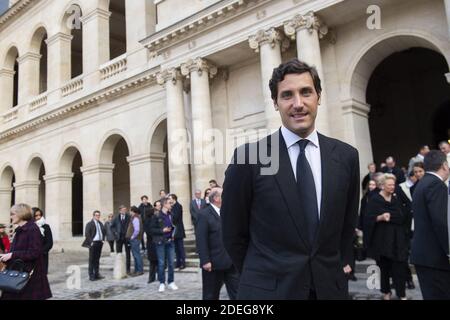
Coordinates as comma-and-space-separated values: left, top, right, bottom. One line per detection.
319, 133, 358, 156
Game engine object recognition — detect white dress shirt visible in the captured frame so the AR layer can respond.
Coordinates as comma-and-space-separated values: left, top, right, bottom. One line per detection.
281, 126, 322, 216
210, 203, 221, 216
93, 220, 103, 241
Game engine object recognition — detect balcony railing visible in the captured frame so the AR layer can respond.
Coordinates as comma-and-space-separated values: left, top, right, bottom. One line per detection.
100, 54, 127, 80
29, 92, 48, 111
2, 108, 18, 124
61, 76, 84, 97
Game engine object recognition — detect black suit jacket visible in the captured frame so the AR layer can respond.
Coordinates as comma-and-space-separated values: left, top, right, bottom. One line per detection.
171, 202, 186, 239
381, 166, 405, 184
411, 173, 450, 271
221, 130, 360, 300
82, 220, 106, 248
190, 199, 207, 226
195, 205, 233, 271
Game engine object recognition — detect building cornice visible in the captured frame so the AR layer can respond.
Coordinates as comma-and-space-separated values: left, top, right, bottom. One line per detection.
0, 0, 40, 30
141, 0, 270, 57
0, 69, 159, 143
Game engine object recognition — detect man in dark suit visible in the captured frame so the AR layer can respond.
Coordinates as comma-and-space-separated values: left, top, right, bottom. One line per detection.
190, 189, 207, 227
169, 194, 186, 270
411, 150, 450, 299
381, 156, 406, 184
196, 187, 239, 300
111, 205, 131, 274
221, 58, 360, 300
82, 210, 106, 281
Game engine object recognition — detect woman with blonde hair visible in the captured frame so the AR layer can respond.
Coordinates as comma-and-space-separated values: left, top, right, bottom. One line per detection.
0, 204, 52, 300
365, 174, 409, 300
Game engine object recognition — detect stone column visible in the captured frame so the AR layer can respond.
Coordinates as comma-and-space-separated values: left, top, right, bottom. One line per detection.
44, 173, 73, 241
45, 33, 72, 103
80, 8, 111, 88
127, 154, 153, 206
284, 11, 330, 135
157, 68, 192, 230
341, 98, 373, 181
0, 68, 15, 113
125, 0, 156, 70
81, 164, 114, 233
445, 0, 450, 39
17, 52, 42, 105
181, 58, 217, 192
13, 180, 40, 207
249, 28, 289, 131
0, 187, 12, 226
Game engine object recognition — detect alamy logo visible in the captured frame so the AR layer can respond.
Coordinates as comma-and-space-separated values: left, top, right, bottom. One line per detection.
66, 5, 82, 31
366, 5, 381, 30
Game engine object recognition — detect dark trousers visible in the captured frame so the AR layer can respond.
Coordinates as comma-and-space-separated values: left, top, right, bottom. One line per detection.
43, 253, 49, 275
202, 266, 239, 300
116, 238, 131, 273
377, 256, 406, 298
88, 241, 103, 278
415, 265, 450, 300
108, 241, 115, 253
174, 238, 186, 268
404, 261, 413, 282
147, 238, 158, 282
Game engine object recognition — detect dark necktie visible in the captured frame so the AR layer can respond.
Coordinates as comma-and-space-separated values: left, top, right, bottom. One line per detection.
296, 139, 319, 245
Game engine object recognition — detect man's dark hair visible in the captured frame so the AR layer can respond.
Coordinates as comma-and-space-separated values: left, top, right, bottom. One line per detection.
424, 150, 447, 172
93, 210, 100, 216
130, 206, 140, 214
161, 197, 170, 207
169, 194, 178, 201
269, 58, 322, 102
141, 195, 148, 201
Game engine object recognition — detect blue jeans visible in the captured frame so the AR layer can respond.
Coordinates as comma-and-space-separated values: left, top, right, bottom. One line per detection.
130, 238, 143, 273
156, 240, 175, 284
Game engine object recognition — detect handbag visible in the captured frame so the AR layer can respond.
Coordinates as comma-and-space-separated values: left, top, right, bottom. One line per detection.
0, 259, 34, 293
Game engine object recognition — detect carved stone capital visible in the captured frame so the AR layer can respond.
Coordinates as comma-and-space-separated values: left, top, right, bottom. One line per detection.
249, 28, 289, 53
284, 11, 328, 40
180, 58, 217, 79
156, 68, 182, 86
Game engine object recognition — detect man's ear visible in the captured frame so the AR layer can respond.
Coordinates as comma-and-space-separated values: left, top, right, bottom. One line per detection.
274, 101, 279, 111
317, 95, 321, 105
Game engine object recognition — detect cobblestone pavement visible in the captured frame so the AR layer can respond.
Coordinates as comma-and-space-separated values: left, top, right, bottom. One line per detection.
47, 252, 422, 300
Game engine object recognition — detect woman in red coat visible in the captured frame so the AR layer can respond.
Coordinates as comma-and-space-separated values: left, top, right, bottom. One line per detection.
0, 204, 52, 300
0, 223, 10, 253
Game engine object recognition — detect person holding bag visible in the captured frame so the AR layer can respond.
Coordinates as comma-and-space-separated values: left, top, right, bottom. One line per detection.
0, 204, 52, 300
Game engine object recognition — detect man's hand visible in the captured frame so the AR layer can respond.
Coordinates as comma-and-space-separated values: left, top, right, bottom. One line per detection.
202, 262, 212, 272
163, 227, 171, 233
343, 264, 352, 274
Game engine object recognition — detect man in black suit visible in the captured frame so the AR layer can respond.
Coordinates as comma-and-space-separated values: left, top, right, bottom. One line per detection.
196, 187, 239, 300
169, 194, 186, 270
381, 156, 406, 184
221, 58, 360, 300
411, 150, 450, 299
190, 189, 207, 227
82, 210, 106, 281
111, 205, 131, 274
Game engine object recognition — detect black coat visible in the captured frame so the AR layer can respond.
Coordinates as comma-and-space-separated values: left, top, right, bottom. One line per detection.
138, 203, 154, 223
190, 198, 207, 226
222, 131, 360, 300
171, 202, 186, 239
82, 220, 106, 248
195, 206, 233, 270
42, 224, 53, 253
411, 173, 450, 271
149, 211, 173, 244
364, 193, 409, 262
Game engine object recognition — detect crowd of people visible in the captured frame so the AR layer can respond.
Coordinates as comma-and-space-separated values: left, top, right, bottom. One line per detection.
356, 141, 450, 300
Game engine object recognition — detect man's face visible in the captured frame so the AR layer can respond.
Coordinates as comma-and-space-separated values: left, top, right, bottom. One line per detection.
420, 146, 430, 156
386, 159, 395, 169
442, 162, 450, 181
164, 201, 172, 211
413, 166, 425, 180
120, 208, 127, 215
440, 143, 450, 154
368, 164, 376, 173
94, 212, 101, 221
195, 191, 201, 199
142, 198, 148, 204
160, 191, 166, 198
275, 73, 320, 138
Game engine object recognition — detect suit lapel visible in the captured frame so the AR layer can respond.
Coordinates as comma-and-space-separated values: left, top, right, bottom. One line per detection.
271, 130, 310, 250
313, 134, 338, 251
